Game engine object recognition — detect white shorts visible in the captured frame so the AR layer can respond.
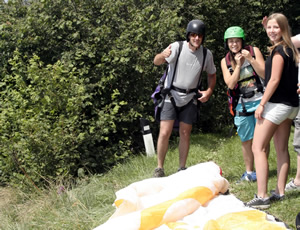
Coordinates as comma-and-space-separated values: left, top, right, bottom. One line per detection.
262, 102, 299, 125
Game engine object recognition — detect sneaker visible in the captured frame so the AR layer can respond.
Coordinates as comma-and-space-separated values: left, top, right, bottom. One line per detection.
153, 168, 165, 177
245, 194, 270, 209
285, 178, 300, 192
238, 171, 257, 183
177, 167, 187, 172
270, 190, 285, 202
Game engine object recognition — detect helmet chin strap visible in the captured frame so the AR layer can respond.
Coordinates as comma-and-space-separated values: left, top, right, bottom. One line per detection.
231, 49, 242, 56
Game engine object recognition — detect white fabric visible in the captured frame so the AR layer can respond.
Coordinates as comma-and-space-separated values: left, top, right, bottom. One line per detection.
94, 162, 289, 230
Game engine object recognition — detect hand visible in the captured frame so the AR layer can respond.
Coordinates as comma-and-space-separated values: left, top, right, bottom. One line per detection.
262, 16, 267, 30
197, 90, 210, 103
241, 49, 252, 61
234, 52, 243, 66
255, 104, 264, 120
162, 45, 172, 58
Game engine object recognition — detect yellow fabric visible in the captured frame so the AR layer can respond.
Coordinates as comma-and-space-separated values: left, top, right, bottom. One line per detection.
166, 222, 187, 229
140, 187, 213, 230
114, 199, 123, 208
203, 210, 286, 230
166, 222, 201, 229
94, 162, 287, 230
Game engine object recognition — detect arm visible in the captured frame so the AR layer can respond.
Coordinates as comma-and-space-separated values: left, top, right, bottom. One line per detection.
241, 47, 265, 78
198, 72, 216, 103
255, 52, 284, 119
292, 35, 300, 48
153, 45, 172, 66
221, 57, 241, 89
262, 16, 267, 30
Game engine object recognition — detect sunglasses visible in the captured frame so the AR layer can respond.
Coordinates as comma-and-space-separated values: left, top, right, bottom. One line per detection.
190, 33, 203, 38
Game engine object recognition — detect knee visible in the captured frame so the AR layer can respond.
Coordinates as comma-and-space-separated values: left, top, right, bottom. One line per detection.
252, 142, 268, 156
179, 129, 191, 139
251, 143, 260, 155
159, 129, 172, 140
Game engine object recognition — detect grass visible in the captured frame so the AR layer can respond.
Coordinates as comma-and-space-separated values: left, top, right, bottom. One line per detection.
0, 128, 299, 230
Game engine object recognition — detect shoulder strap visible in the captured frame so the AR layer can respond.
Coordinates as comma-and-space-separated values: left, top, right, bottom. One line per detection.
225, 52, 231, 67
159, 41, 183, 91
244, 45, 255, 58
245, 45, 264, 92
225, 52, 234, 74
168, 41, 183, 115
196, 47, 207, 89
169, 41, 183, 86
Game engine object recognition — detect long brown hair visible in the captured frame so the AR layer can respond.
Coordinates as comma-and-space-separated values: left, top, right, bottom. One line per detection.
267, 13, 299, 64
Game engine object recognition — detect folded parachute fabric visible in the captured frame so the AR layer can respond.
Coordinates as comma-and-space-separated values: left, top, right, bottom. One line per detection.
94, 161, 289, 230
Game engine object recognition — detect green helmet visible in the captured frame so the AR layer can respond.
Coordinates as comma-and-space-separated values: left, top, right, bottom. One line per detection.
224, 26, 245, 42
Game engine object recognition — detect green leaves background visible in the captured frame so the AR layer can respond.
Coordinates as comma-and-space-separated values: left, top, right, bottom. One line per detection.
0, 0, 298, 186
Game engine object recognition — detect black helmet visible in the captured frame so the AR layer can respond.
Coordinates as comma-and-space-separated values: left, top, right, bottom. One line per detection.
186, 19, 205, 43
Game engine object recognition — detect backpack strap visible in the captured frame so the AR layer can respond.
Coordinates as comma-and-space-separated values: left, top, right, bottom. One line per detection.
225, 52, 233, 74
169, 41, 183, 86
160, 41, 183, 96
168, 41, 183, 116
246, 45, 264, 94
196, 47, 207, 121
197, 47, 207, 90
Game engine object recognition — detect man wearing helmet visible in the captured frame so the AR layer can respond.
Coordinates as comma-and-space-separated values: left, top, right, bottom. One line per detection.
153, 19, 217, 177
221, 26, 266, 183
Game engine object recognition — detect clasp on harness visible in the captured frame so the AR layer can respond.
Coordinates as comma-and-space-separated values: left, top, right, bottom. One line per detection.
186, 88, 192, 94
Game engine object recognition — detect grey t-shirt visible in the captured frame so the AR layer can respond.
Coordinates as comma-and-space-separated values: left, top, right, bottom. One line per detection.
165, 41, 216, 107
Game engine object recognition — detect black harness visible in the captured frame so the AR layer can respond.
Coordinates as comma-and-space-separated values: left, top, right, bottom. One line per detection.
226, 45, 264, 117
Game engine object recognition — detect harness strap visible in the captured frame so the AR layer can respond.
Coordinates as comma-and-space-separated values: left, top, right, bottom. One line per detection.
235, 111, 255, 116
236, 98, 254, 117
171, 85, 198, 94
169, 94, 194, 114
225, 45, 264, 117
169, 47, 207, 119
240, 87, 261, 99
169, 95, 178, 114
166, 42, 183, 116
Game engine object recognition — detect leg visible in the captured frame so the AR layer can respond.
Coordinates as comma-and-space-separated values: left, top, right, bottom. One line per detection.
285, 154, 300, 191
293, 110, 300, 185
178, 122, 193, 168
273, 119, 292, 195
294, 155, 300, 185
156, 120, 175, 168
234, 111, 256, 180
252, 118, 278, 198
242, 139, 254, 172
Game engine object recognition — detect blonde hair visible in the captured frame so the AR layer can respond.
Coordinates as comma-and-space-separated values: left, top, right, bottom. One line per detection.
267, 13, 299, 64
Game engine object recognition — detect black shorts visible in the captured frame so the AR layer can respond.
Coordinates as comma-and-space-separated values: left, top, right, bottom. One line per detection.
160, 100, 197, 125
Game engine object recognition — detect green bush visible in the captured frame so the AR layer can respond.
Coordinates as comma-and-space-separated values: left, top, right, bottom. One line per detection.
0, 0, 184, 185
0, 0, 299, 186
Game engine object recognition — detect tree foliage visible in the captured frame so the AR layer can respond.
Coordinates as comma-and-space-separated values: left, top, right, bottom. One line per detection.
0, 0, 299, 186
